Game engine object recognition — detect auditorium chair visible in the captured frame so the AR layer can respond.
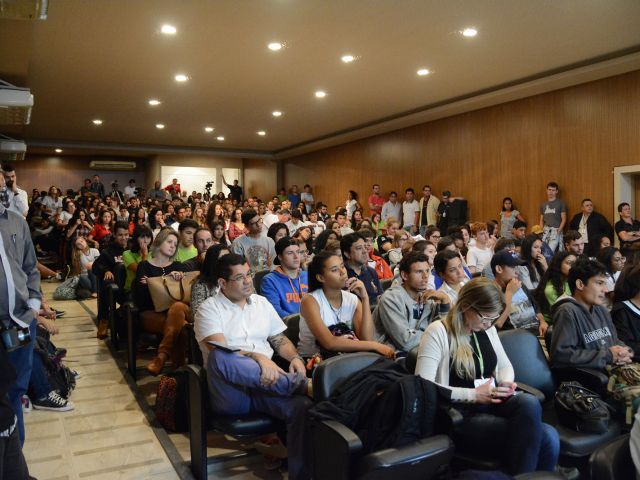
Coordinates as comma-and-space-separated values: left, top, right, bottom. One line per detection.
380, 278, 393, 292
182, 325, 282, 480
310, 352, 455, 480
105, 262, 128, 350
588, 434, 633, 480
125, 301, 162, 380
282, 313, 300, 346
499, 329, 622, 474
252, 269, 270, 295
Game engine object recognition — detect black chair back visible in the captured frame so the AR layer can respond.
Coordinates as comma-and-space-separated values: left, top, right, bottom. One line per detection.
184, 323, 204, 366
380, 279, 393, 292
544, 325, 553, 354
406, 346, 419, 374
282, 313, 300, 347
253, 270, 270, 295
588, 433, 633, 480
498, 330, 555, 400
312, 352, 381, 402
114, 262, 127, 290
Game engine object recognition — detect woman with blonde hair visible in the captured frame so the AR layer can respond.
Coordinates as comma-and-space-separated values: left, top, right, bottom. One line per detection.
416, 278, 559, 475
133, 228, 190, 375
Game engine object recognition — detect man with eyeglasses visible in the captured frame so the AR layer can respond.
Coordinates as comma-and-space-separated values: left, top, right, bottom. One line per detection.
194, 253, 311, 480
261, 237, 309, 318
232, 208, 276, 273
490, 251, 548, 337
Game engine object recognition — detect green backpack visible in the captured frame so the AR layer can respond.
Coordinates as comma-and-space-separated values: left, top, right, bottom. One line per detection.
607, 363, 640, 425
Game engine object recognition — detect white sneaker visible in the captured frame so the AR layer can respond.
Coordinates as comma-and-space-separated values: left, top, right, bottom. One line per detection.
32, 391, 74, 412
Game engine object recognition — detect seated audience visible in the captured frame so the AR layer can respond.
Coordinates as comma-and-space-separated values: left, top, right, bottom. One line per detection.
550, 258, 633, 369
435, 250, 468, 304
298, 251, 394, 362
210, 219, 230, 246
193, 253, 311, 480
612, 264, 640, 355
122, 225, 152, 294
148, 207, 167, 237
562, 230, 585, 257
568, 198, 613, 250
92, 221, 130, 339
516, 234, 548, 290
87, 209, 113, 248
466, 221, 493, 274
70, 236, 100, 297
374, 252, 449, 353
388, 230, 410, 269
314, 229, 339, 254
232, 208, 276, 273
534, 252, 576, 325
341, 232, 382, 305
597, 246, 626, 310
491, 251, 548, 336
587, 234, 612, 258
416, 278, 559, 475
267, 222, 290, 245
615, 202, 640, 256
182, 227, 214, 272
359, 227, 393, 280
335, 208, 354, 236
133, 229, 190, 375
376, 218, 400, 253
175, 219, 198, 262
228, 207, 246, 242
261, 237, 309, 317
191, 244, 231, 316
482, 237, 516, 280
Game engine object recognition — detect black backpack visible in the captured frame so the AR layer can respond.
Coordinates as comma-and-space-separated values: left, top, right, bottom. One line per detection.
554, 381, 612, 434
33, 336, 76, 399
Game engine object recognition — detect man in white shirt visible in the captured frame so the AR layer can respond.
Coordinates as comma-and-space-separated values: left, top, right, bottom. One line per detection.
305, 211, 325, 238
194, 253, 311, 480
300, 184, 314, 214
402, 188, 420, 233
123, 179, 137, 199
1, 164, 28, 217
466, 222, 494, 274
381, 191, 402, 223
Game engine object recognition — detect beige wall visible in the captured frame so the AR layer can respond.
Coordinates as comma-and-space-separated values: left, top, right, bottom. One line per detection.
243, 158, 279, 201
283, 70, 640, 226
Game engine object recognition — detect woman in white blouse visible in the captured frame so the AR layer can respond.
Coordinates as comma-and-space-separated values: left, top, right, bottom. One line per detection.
415, 278, 559, 475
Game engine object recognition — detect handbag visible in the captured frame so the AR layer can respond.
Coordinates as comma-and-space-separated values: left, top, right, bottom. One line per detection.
554, 381, 612, 433
53, 275, 79, 300
147, 271, 200, 312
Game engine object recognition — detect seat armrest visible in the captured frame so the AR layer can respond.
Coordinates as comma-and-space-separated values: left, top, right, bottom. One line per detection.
516, 382, 546, 403
553, 367, 609, 395
186, 364, 208, 480
434, 404, 463, 433
311, 419, 362, 480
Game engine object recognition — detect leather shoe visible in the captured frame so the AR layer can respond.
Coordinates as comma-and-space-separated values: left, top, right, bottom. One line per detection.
96, 320, 109, 339
146, 356, 166, 376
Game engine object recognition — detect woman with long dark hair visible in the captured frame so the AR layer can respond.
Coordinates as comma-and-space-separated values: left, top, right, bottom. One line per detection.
597, 246, 626, 310
516, 235, 548, 290
499, 197, 525, 239
148, 207, 166, 238
123, 225, 153, 294
416, 278, 559, 474
128, 206, 148, 235
345, 190, 361, 221
210, 220, 230, 246
190, 244, 231, 316
535, 252, 576, 324
228, 207, 246, 242
267, 222, 290, 244
314, 229, 339, 254
88, 209, 114, 248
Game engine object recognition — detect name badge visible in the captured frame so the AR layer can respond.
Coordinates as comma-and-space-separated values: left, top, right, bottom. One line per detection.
473, 378, 495, 389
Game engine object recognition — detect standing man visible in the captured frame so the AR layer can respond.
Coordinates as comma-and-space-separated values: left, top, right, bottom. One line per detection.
90, 174, 106, 199
368, 184, 385, 217
223, 174, 243, 203
165, 178, 181, 196
123, 179, 137, 199
418, 185, 440, 236
381, 191, 402, 223
148, 180, 168, 201
300, 184, 315, 214
1, 163, 28, 217
402, 188, 420, 233
538, 182, 567, 252
436, 190, 465, 233
232, 208, 276, 273
288, 185, 301, 208
0, 174, 41, 446
568, 199, 613, 250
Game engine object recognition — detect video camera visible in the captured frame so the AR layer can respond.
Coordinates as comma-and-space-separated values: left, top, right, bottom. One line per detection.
1, 321, 31, 352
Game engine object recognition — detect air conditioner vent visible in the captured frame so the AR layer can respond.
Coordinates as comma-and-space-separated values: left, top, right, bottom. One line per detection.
89, 160, 137, 171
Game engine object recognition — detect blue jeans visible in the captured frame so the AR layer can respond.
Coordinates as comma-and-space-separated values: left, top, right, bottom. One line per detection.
78, 271, 97, 293
30, 345, 53, 400
542, 226, 563, 253
207, 349, 312, 480
7, 318, 36, 446
453, 393, 559, 474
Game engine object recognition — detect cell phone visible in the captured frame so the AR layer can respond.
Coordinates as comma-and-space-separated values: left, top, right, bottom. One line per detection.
207, 341, 240, 353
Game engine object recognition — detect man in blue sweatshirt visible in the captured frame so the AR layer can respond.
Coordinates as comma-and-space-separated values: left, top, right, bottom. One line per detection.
261, 237, 309, 318
550, 258, 633, 370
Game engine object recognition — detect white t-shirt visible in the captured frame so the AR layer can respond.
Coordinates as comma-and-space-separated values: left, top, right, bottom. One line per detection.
262, 212, 280, 229
466, 246, 493, 272
402, 200, 420, 227
300, 192, 314, 213
59, 210, 73, 225
79, 248, 100, 274
346, 199, 358, 220
298, 289, 359, 357
194, 292, 286, 366
124, 185, 137, 198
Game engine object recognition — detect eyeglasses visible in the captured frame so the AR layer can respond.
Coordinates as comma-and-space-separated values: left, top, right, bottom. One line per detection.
248, 218, 263, 226
229, 272, 254, 283
473, 309, 501, 326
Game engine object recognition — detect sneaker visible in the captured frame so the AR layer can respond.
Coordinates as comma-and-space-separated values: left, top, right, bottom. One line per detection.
21, 395, 31, 414
32, 391, 74, 412
54, 309, 65, 318
71, 369, 81, 380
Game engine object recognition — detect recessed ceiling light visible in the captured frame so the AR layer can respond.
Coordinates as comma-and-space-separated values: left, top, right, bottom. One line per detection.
156, 123, 165, 129
315, 90, 327, 98
161, 24, 177, 35
148, 99, 161, 106
257, 131, 266, 136
92, 119, 103, 125
174, 74, 189, 82
341, 54, 355, 63
216, 136, 225, 141
204, 126, 214, 133
417, 68, 431, 76
55, 148, 63, 153
272, 110, 283, 117
268, 42, 283, 51
462, 27, 478, 37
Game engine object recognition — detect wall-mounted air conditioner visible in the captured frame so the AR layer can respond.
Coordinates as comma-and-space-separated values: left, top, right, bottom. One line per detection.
0, 83, 34, 125
0, 0, 49, 20
0, 136, 27, 162
89, 160, 137, 171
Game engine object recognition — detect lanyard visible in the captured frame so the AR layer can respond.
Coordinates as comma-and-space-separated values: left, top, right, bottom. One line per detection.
472, 332, 484, 379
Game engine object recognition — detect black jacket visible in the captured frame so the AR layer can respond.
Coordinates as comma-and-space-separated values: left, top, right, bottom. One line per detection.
568, 212, 613, 245
92, 243, 125, 278
550, 296, 626, 369
611, 300, 640, 356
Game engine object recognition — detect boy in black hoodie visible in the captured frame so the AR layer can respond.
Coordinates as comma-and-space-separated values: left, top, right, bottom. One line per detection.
550, 258, 633, 369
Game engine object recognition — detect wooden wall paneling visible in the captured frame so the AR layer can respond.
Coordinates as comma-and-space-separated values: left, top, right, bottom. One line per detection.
243, 158, 278, 201
283, 70, 640, 226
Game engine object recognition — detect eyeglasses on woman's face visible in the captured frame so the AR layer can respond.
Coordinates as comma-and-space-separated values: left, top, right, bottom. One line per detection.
473, 308, 501, 327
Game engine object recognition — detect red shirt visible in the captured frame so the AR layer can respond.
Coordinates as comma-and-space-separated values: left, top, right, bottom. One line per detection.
90, 223, 111, 242
165, 183, 181, 194
368, 194, 384, 215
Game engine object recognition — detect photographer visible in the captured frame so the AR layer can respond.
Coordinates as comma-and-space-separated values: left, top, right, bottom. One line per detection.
0, 174, 42, 449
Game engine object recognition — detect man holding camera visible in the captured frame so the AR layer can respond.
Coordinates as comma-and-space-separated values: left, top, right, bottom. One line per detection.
0, 174, 41, 455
